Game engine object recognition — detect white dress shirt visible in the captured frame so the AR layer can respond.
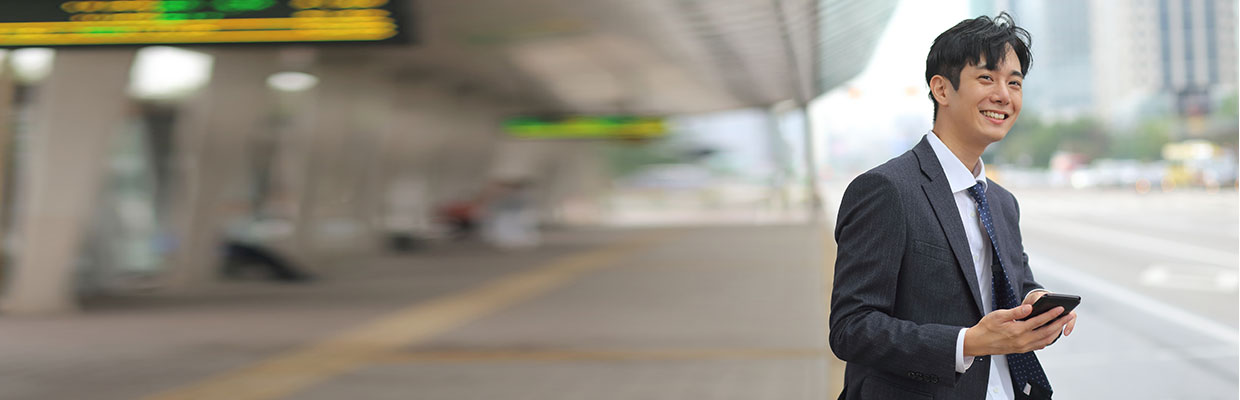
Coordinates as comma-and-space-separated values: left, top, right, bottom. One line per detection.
925, 132, 1021, 400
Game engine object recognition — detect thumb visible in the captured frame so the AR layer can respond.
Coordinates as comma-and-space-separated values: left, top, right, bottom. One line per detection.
997, 304, 1032, 321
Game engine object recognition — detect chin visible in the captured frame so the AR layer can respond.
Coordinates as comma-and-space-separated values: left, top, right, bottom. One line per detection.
977, 127, 1009, 144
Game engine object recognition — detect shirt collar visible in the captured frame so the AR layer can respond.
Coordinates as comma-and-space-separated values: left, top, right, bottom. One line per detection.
926, 131, 987, 193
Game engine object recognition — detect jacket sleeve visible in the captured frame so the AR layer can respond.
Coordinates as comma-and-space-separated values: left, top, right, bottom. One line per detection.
829, 172, 962, 387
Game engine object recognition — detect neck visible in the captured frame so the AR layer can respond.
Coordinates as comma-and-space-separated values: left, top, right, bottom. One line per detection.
931, 123, 986, 174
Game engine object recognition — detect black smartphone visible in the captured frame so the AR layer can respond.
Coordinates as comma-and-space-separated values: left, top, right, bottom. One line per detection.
1019, 293, 1080, 328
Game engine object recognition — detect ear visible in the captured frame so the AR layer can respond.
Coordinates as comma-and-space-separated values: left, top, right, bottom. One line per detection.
929, 74, 952, 107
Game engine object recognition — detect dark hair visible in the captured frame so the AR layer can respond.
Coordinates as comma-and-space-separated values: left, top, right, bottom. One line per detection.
925, 12, 1032, 120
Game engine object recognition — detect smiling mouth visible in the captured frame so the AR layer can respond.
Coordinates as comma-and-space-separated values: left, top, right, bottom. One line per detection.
981, 110, 1008, 120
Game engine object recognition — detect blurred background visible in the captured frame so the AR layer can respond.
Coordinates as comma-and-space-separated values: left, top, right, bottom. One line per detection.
0, 0, 1234, 399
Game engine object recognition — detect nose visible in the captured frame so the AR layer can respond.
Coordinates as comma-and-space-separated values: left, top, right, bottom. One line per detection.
991, 85, 1011, 105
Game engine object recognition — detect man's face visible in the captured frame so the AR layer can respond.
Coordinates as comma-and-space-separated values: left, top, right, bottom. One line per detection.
941, 46, 1023, 145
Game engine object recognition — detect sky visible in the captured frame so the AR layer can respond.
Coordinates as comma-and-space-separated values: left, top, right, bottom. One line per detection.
809, 0, 970, 179
853, 0, 970, 94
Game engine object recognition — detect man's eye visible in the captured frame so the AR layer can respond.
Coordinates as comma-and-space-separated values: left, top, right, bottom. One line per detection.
979, 75, 993, 81
1009, 81, 1022, 87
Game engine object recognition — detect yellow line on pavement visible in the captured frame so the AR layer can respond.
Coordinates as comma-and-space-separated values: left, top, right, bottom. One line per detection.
371, 348, 829, 363
142, 233, 667, 400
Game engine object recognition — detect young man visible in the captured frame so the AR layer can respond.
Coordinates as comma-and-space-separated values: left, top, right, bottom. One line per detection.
829, 13, 1078, 400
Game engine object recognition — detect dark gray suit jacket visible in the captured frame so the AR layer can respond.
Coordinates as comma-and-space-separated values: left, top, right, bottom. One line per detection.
829, 137, 1043, 399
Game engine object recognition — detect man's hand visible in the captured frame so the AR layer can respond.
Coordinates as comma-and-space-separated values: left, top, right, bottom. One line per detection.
1023, 290, 1078, 337
962, 303, 1071, 357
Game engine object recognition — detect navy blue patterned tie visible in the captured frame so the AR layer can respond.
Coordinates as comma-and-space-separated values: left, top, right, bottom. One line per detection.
967, 183, 1052, 397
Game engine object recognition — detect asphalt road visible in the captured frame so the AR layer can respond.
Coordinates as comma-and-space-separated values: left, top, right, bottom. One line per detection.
1015, 188, 1238, 399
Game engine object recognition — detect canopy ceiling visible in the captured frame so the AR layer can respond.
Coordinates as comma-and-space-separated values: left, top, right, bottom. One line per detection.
327, 0, 897, 114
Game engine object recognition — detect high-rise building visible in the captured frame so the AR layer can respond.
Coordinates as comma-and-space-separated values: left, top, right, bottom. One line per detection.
1092, 0, 1237, 124
972, 0, 1095, 120
974, 0, 1238, 125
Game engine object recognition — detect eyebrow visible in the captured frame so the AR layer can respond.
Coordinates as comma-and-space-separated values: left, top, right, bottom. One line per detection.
977, 65, 1024, 80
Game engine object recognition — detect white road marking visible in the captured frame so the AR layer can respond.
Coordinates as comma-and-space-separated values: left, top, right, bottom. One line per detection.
1140, 264, 1240, 292
1050, 344, 1239, 367
1031, 252, 1239, 345
1025, 219, 1237, 267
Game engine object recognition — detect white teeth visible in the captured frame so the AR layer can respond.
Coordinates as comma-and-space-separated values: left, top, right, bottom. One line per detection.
982, 111, 1006, 120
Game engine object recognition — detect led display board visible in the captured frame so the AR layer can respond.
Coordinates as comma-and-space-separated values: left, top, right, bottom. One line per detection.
0, 0, 408, 47
503, 116, 668, 140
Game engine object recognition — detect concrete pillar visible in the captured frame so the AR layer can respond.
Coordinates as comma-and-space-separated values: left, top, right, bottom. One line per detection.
765, 108, 794, 213
352, 71, 395, 240
441, 94, 504, 197
460, 97, 506, 183
772, 101, 821, 221
0, 54, 16, 271
266, 70, 319, 256
378, 81, 473, 236
488, 139, 552, 181
419, 88, 482, 205
381, 82, 437, 234
295, 64, 391, 256
165, 49, 276, 288
1, 50, 135, 314
542, 141, 610, 226
379, 81, 518, 236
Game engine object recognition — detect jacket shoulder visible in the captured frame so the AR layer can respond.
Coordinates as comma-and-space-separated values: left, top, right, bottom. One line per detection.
851, 149, 923, 189
986, 179, 1018, 203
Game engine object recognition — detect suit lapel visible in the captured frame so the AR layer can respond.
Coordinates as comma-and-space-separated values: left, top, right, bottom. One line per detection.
913, 138, 985, 316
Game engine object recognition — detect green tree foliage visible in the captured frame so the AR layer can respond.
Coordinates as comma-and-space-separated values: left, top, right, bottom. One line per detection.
1109, 119, 1172, 161
1210, 91, 1239, 150
1219, 92, 1239, 118
994, 113, 1109, 167
987, 91, 1236, 168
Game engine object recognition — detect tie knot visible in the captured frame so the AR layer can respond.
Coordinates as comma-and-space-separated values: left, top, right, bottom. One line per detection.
967, 182, 986, 203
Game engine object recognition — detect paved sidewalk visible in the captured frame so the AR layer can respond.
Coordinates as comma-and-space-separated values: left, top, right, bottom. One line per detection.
0, 224, 834, 400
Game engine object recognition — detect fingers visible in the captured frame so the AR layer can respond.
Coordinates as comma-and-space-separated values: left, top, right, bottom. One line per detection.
1022, 290, 1047, 306
1027, 313, 1072, 349
1021, 306, 1064, 328
996, 304, 1033, 321
1034, 314, 1069, 336
985, 306, 1077, 354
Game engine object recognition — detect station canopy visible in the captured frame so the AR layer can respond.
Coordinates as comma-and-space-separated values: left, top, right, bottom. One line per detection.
1, 0, 898, 115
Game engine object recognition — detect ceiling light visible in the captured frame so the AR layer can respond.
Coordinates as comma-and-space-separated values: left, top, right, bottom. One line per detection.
267, 71, 319, 92
129, 46, 214, 100
11, 48, 54, 83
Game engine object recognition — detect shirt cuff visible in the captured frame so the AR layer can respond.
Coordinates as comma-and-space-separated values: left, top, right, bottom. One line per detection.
955, 328, 974, 373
